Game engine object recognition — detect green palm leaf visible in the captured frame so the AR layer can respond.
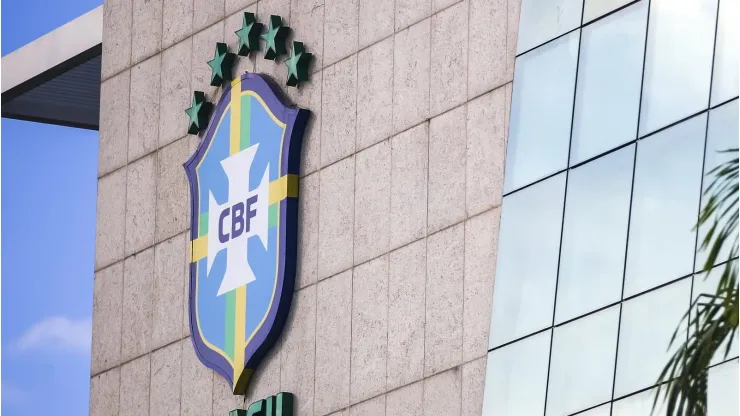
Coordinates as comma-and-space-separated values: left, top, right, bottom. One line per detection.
652, 149, 738, 416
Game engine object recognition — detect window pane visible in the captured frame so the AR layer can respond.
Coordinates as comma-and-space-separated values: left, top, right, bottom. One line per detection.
546, 306, 619, 416
710, 0, 739, 106
516, 0, 582, 54
482, 331, 551, 416
612, 388, 665, 416
583, 0, 635, 22
696, 101, 739, 271
577, 404, 611, 416
570, 2, 647, 164
556, 146, 634, 323
639, 0, 718, 135
708, 360, 739, 416
692, 261, 739, 365
624, 114, 705, 297
489, 174, 566, 348
505, 33, 579, 192
614, 278, 691, 397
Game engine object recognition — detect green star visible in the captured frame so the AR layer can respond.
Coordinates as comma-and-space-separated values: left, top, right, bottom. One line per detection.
207, 42, 236, 86
284, 41, 312, 87
185, 91, 213, 135
261, 15, 290, 60
235, 12, 262, 56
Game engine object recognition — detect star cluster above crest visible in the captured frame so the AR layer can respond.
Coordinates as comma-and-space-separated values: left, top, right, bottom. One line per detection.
186, 12, 314, 135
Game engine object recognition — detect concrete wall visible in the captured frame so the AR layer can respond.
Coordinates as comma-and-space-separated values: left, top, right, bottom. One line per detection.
89, 0, 520, 413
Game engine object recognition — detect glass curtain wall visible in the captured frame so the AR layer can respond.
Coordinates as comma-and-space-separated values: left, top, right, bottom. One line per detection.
483, 0, 738, 414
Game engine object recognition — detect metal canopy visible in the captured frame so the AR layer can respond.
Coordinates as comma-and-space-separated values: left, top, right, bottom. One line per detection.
1, 6, 103, 130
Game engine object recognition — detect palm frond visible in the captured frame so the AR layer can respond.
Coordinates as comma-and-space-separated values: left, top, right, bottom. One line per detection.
652, 149, 739, 416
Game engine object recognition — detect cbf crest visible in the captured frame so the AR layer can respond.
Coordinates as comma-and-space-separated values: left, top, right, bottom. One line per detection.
184, 72, 309, 394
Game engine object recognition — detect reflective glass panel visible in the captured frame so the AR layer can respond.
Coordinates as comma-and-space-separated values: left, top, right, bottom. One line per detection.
557, 146, 634, 323
710, 0, 739, 106
505, 33, 579, 192
571, 2, 647, 164
696, 101, 739, 271
614, 278, 691, 397
546, 306, 619, 416
577, 404, 611, 416
482, 330, 551, 416
516, 0, 582, 54
624, 114, 705, 297
612, 388, 665, 415
708, 360, 739, 416
692, 261, 739, 365
583, 0, 635, 22
639, 0, 718, 135
489, 174, 566, 348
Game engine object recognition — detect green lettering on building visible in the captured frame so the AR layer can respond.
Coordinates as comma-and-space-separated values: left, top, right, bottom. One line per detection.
230, 392, 294, 416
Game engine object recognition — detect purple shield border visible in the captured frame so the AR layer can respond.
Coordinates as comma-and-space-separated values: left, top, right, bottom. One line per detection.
183, 72, 310, 394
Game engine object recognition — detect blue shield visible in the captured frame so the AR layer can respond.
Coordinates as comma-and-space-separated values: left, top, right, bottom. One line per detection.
184, 73, 309, 394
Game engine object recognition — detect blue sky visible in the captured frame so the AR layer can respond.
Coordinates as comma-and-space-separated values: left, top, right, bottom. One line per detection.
2, 0, 102, 414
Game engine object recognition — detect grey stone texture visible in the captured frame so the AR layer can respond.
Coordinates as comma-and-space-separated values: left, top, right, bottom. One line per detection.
132, 0, 163, 64
121, 248, 154, 362
125, 153, 157, 255
93, 0, 517, 412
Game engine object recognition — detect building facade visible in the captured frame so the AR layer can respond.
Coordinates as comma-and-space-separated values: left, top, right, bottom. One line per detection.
89, 0, 738, 414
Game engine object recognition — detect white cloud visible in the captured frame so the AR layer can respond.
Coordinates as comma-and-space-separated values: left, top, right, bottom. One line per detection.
13, 316, 92, 354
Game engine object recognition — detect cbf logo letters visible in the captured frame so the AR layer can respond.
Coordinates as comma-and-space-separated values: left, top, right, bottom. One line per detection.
184, 73, 309, 394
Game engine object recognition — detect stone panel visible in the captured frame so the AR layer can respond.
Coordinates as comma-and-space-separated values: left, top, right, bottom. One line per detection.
159, 39, 192, 148
181, 338, 214, 416
393, 19, 430, 133
423, 367, 462, 416
125, 154, 157, 256
468, 0, 508, 98
120, 355, 151, 416
386, 381, 423, 416
396, 0, 431, 31
351, 256, 389, 403
132, 0, 163, 64
359, 0, 393, 48
430, 2, 468, 117
121, 248, 154, 362
291, 0, 325, 70
194, 0, 225, 32
287, 71, 322, 176
461, 357, 487, 416
162, 0, 193, 49
428, 106, 466, 233
297, 173, 320, 289
324, 0, 359, 66
315, 270, 352, 415
389, 123, 428, 250
354, 141, 391, 264
156, 136, 191, 242
357, 38, 394, 151
90, 368, 120, 416
425, 223, 464, 376
129, 55, 162, 162
281, 286, 317, 416
91, 263, 123, 375
102, 0, 132, 80
96, 168, 127, 270
318, 156, 355, 280
387, 239, 426, 390
152, 232, 188, 348
463, 210, 499, 361
150, 342, 182, 416
321, 56, 357, 167
99, 71, 130, 177
191, 22, 226, 105
351, 395, 386, 416
466, 87, 506, 216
